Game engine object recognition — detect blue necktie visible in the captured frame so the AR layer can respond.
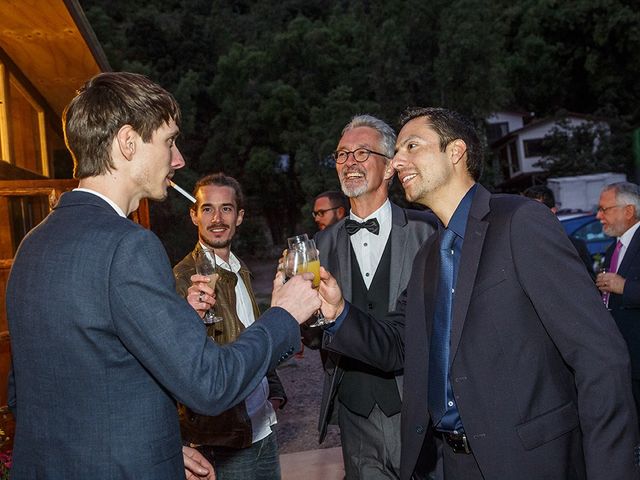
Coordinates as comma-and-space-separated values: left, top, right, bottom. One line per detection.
428, 229, 456, 424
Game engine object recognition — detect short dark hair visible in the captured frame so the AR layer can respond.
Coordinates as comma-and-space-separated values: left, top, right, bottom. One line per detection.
64, 72, 181, 179
523, 185, 556, 209
192, 173, 245, 211
399, 107, 483, 181
314, 190, 349, 211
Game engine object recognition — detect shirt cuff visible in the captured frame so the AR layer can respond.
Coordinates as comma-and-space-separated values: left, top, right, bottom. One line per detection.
324, 302, 350, 334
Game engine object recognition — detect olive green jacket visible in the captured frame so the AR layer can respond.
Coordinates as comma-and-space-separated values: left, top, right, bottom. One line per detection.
173, 245, 286, 448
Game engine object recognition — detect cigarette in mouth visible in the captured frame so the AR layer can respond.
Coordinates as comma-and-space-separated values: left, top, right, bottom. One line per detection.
169, 180, 196, 203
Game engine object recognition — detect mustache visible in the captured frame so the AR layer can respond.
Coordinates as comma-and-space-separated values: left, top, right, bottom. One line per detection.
207, 223, 229, 231
341, 167, 366, 178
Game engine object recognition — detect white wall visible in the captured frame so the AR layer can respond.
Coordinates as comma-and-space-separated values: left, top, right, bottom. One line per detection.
548, 172, 627, 211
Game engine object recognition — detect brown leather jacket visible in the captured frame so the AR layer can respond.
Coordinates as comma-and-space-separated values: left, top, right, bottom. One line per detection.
173, 245, 286, 448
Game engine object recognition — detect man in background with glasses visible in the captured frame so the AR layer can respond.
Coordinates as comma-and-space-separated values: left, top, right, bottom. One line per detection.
312, 190, 349, 231
596, 181, 640, 429
174, 173, 286, 480
304, 114, 436, 479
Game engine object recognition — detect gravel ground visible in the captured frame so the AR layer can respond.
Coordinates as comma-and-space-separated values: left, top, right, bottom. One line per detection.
245, 256, 342, 454
275, 349, 342, 454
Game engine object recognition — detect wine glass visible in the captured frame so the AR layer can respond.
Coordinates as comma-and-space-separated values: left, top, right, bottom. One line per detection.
193, 248, 224, 325
287, 234, 309, 251
597, 265, 609, 307
288, 238, 326, 327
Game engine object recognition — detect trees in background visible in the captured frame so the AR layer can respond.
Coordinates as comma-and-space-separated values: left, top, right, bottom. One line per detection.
80, 0, 640, 260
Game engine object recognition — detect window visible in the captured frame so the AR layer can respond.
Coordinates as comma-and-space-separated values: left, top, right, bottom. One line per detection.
486, 122, 509, 143
523, 138, 549, 158
0, 60, 51, 177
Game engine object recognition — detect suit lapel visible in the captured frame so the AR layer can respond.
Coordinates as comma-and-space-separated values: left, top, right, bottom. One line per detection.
335, 223, 353, 302
389, 203, 409, 311
449, 186, 490, 363
617, 228, 640, 277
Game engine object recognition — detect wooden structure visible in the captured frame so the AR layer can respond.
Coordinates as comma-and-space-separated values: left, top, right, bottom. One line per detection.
0, 0, 149, 447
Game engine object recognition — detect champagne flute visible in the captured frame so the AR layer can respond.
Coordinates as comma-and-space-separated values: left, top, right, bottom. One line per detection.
289, 238, 326, 327
193, 248, 224, 325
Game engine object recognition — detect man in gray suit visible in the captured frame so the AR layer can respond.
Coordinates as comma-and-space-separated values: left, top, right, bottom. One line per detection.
5, 72, 320, 480
304, 114, 435, 479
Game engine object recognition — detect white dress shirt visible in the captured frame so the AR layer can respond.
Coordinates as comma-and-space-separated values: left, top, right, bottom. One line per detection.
348, 199, 392, 289
616, 221, 640, 270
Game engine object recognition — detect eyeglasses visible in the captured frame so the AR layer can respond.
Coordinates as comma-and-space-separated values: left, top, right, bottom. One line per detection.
597, 204, 628, 214
332, 148, 390, 164
312, 206, 340, 218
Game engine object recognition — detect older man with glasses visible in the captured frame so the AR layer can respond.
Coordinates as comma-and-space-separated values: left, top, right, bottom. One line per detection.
303, 114, 437, 480
596, 181, 640, 428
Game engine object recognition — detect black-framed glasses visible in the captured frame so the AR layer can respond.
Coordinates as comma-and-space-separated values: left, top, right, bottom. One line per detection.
597, 204, 628, 214
312, 206, 340, 218
332, 148, 390, 164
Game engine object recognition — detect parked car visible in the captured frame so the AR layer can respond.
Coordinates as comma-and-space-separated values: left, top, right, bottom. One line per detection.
558, 212, 614, 268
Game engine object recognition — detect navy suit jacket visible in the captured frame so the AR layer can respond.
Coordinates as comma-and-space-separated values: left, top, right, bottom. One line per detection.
6, 191, 300, 479
606, 226, 640, 378
326, 186, 640, 480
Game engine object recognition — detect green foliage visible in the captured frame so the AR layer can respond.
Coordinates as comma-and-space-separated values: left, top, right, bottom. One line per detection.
79, 0, 640, 259
536, 118, 631, 177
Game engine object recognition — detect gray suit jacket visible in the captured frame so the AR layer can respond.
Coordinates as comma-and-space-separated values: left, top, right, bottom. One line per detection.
6, 191, 300, 479
306, 202, 435, 442
327, 186, 640, 479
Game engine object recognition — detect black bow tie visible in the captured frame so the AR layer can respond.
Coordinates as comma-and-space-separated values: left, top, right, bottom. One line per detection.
345, 218, 380, 235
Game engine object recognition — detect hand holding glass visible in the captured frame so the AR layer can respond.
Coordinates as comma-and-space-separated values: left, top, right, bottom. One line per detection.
194, 249, 223, 324
285, 238, 326, 326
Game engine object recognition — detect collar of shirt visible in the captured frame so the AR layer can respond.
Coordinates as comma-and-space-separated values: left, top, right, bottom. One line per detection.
349, 198, 392, 237
198, 243, 241, 273
446, 183, 477, 241
74, 188, 126, 218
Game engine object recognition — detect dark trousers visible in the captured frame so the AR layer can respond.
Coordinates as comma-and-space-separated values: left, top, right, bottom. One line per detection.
338, 401, 401, 480
632, 378, 640, 430
197, 431, 281, 480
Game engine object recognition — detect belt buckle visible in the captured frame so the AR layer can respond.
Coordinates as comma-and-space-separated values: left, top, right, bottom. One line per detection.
444, 432, 471, 454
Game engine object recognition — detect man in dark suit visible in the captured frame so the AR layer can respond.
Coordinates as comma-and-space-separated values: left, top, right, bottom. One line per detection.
596, 181, 640, 428
318, 107, 640, 479
304, 114, 436, 479
5, 72, 320, 480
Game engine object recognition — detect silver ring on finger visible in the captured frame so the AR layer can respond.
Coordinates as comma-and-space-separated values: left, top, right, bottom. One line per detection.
198, 291, 205, 303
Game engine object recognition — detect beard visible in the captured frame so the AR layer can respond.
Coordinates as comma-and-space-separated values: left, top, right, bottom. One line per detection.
203, 237, 232, 249
202, 224, 234, 249
340, 168, 369, 198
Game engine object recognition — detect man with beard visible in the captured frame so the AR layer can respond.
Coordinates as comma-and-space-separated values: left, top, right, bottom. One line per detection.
596, 181, 640, 429
318, 107, 640, 479
312, 190, 349, 231
304, 114, 436, 479
174, 173, 286, 480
